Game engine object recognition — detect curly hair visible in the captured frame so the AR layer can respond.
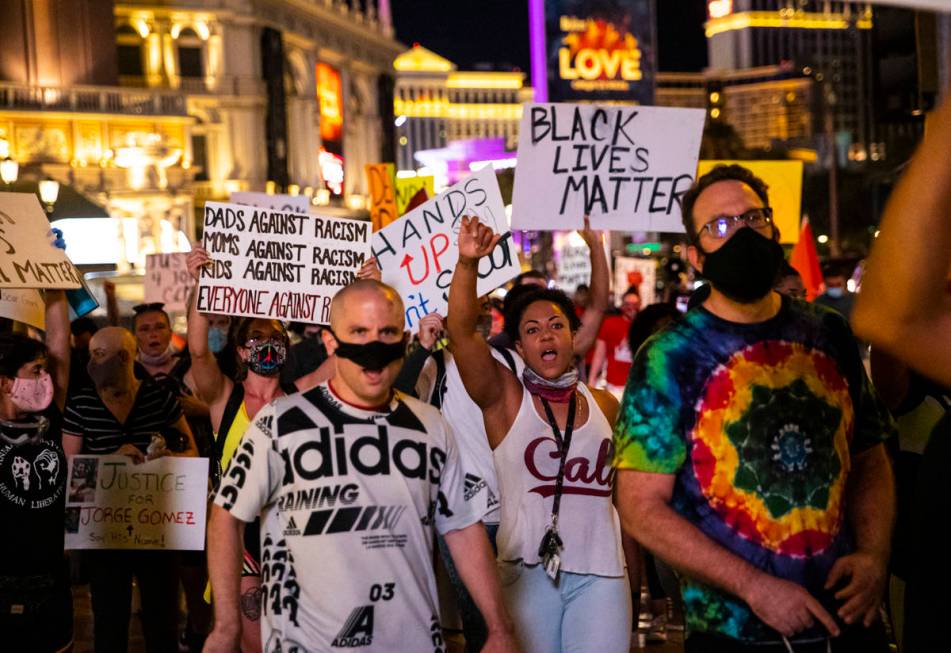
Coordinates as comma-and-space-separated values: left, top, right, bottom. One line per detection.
503, 288, 582, 344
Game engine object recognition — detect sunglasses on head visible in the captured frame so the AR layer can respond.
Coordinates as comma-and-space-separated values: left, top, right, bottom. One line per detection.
132, 302, 166, 314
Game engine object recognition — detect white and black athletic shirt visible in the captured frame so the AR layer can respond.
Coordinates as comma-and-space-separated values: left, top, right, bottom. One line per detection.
214, 382, 479, 653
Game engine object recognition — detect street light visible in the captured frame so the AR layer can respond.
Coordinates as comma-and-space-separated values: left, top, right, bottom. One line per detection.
0, 157, 18, 185
38, 178, 60, 213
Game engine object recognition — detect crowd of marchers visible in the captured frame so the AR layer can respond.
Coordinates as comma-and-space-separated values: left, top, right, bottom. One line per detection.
2, 99, 951, 653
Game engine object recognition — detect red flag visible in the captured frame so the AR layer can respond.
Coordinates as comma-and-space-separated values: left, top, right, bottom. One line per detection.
403, 187, 429, 215
789, 218, 823, 301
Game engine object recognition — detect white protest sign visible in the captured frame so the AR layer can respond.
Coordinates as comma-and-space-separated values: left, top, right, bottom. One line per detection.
371, 166, 520, 330
0, 288, 46, 330
553, 233, 591, 292
511, 103, 706, 233
614, 256, 657, 306
65, 455, 209, 551
0, 192, 82, 289
145, 253, 195, 313
198, 202, 371, 324
230, 191, 311, 214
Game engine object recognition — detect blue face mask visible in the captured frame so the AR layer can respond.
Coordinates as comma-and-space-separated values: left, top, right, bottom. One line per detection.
208, 327, 228, 354
826, 287, 845, 299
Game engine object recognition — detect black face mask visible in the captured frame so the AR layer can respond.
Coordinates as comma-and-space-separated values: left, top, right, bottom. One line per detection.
330, 330, 406, 372
700, 227, 785, 304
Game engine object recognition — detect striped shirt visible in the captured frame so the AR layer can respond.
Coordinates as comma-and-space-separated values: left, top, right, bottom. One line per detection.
62, 381, 183, 455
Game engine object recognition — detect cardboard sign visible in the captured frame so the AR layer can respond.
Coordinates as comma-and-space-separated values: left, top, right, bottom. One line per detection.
145, 253, 195, 313
65, 456, 209, 551
371, 166, 520, 330
613, 256, 657, 306
197, 202, 371, 324
230, 192, 310, 215
511, 103, 706, 232
366, 164, 398, 231
0, 288, 46, 330
395, 176, 435, 216
697, 160, 803, 245
0, 193, 82, 289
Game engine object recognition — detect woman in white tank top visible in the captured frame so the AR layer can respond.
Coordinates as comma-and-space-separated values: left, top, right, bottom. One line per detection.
446, 217, 632, 653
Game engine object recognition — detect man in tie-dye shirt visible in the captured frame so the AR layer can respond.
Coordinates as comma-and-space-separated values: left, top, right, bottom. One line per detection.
614, 165, 895, 652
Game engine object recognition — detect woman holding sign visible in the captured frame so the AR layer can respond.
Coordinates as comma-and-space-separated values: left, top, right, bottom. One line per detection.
185, 245, 303, 653
0, 290, 73, 652
447, 217, 631, 652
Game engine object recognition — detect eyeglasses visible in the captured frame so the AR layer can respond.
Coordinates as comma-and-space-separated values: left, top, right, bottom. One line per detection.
697, 207, 774, 241
132, 302, 166, 314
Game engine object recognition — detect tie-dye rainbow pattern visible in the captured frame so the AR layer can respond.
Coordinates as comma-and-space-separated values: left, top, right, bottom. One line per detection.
614, 298, 893, 642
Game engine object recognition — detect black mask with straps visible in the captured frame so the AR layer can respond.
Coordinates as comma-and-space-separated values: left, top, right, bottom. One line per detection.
537, 393, 577, 582
328, 329, 407, 372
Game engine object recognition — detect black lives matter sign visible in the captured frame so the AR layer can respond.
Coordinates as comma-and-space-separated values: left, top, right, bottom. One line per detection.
197, 202, 371, 325
511, 103, 705, 233
0, 192, 82, 289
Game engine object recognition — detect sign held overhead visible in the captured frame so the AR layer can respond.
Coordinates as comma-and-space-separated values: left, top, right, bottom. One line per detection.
0, 192, 82, 289
511, 103, 705, 232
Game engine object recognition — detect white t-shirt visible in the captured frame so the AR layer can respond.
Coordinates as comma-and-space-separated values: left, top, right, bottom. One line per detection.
416, 347, 524, 524
214, 382, 479, 652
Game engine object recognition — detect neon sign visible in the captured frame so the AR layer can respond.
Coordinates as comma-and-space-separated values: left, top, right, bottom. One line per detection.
557, 16, 642, 92
317, 63, 343, 144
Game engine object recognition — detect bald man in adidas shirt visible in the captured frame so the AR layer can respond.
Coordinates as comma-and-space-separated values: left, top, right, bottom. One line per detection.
204, 280, 518, 653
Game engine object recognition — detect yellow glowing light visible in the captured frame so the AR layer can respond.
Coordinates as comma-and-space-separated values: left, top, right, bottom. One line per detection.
710, 108, 721, 119
709, 91, 721, 103
705, 11, 873, 38
708, 0, 733, 19
399, 136, 408, 146
446, 73, 523, 89
393, 45, 455, 73
130, 18, 151, 38
393, 99, 523, 121
817, 234, 829, 244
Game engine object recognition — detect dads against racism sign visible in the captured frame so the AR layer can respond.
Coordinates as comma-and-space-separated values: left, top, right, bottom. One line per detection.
65, 456, 208, 551
511, 103, 705, 232
0, 192, 82, 289
372, 166, 520, 329
197, 202, 371, 324
145, 253, 195, 313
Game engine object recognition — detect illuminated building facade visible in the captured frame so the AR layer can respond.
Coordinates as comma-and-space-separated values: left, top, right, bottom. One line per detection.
393, 45, 533, 173
0, 0, 401, 276
704, 0, 876, 161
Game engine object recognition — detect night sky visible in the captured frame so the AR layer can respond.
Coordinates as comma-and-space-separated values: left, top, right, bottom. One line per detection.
390, 0, 709, 75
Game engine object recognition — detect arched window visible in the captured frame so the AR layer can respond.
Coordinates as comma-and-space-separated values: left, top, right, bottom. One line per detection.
177, 27, 204, 79
116, 24, 145, 78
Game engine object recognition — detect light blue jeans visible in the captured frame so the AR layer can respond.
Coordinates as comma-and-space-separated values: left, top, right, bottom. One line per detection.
498, 561, 632, 653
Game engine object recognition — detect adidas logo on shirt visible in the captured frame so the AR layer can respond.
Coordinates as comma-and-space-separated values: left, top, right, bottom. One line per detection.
332, 605, 374, 647
463, 473, 487, 501
284, 516, 301, 537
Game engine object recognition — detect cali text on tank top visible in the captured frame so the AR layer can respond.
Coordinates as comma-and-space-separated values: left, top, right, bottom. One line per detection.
493, 383, 625, 577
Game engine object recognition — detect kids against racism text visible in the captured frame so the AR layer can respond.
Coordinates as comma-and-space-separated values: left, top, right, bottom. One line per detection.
530, 106, 693, 216
198, 205, 368, 323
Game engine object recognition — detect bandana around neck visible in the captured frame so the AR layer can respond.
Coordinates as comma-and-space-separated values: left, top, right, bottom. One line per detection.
138, 344, 175, 367
522, 366, 578, 403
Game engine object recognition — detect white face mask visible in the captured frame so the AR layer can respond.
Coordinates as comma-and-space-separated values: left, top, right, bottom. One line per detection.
9, 371, 54, 413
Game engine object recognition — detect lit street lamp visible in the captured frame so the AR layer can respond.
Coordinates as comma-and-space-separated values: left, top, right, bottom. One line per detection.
38, 177, 60, 213
0, 157, 18, 185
